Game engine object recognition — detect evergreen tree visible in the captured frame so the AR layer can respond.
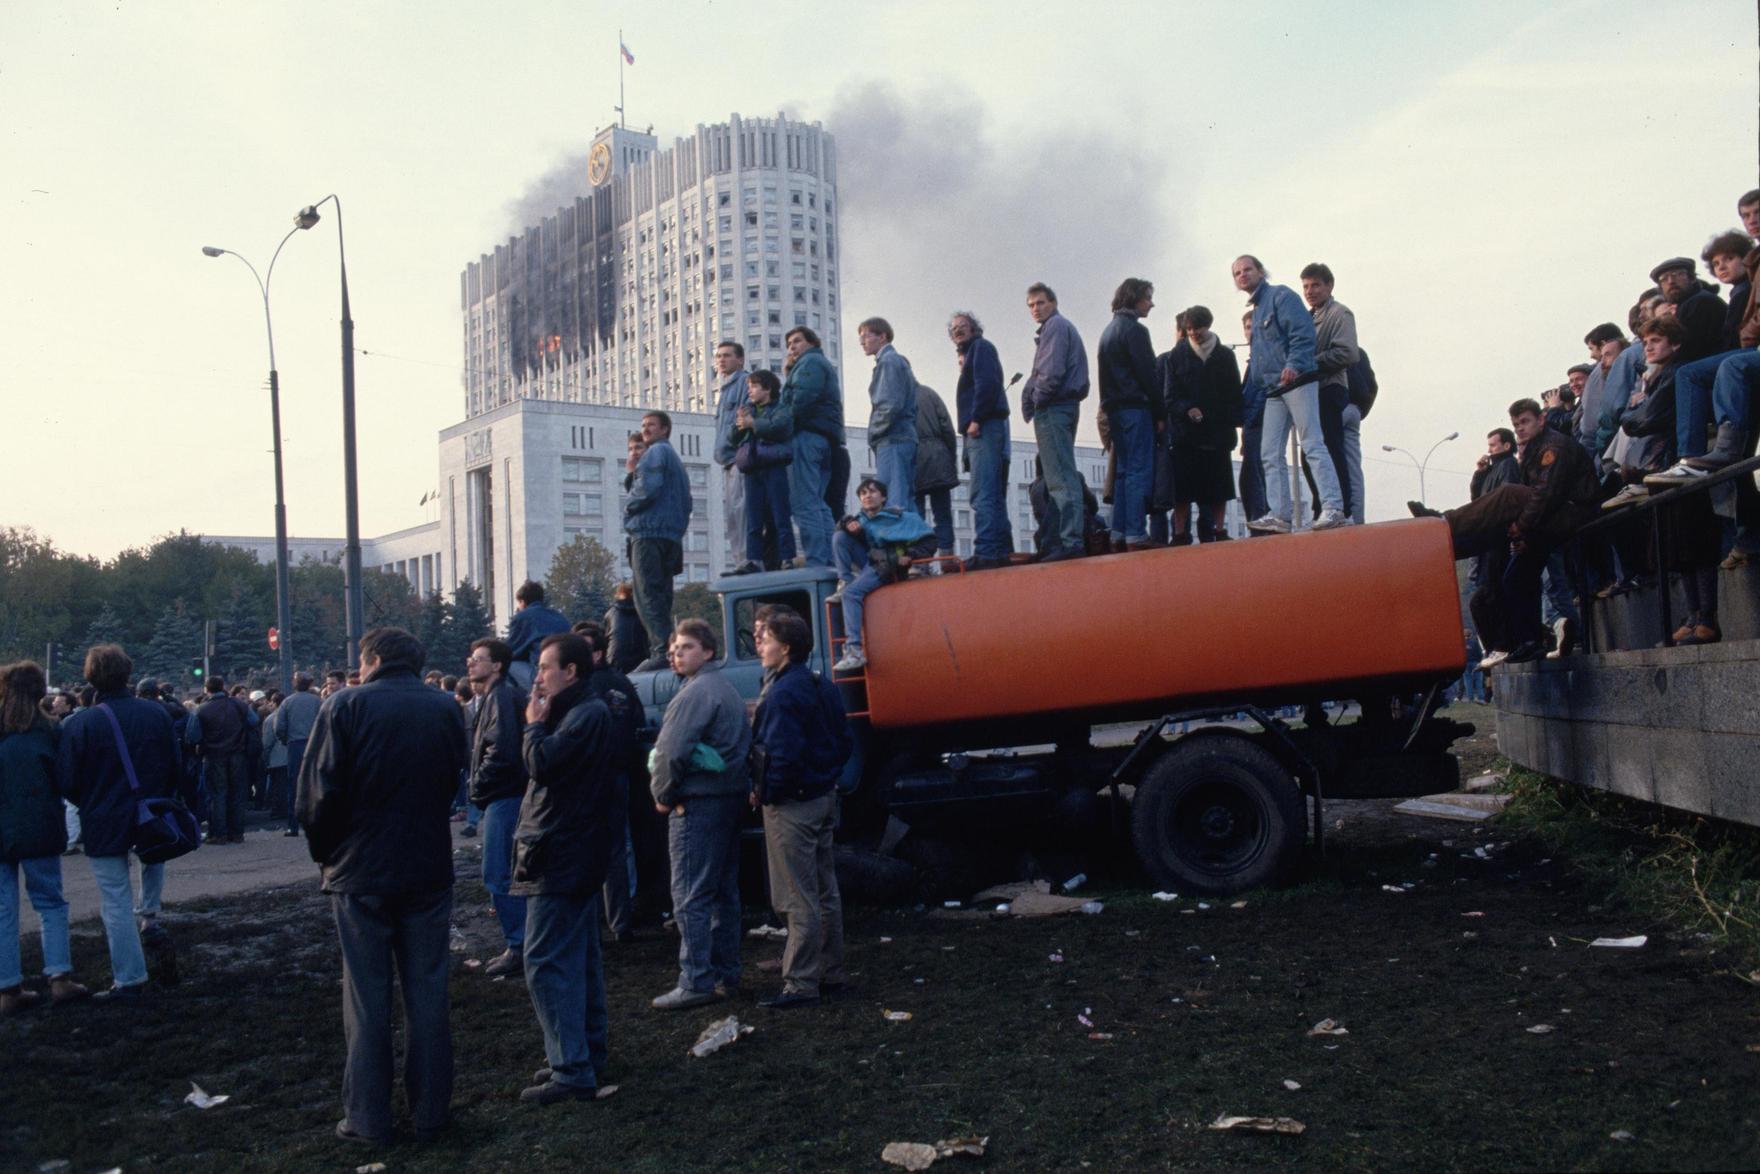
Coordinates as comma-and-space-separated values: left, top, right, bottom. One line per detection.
141, 601, 202, 684
216, 588, 270, 682
414, 590, 450, 670
81, 604, 125, 652
671, 582, 724, 649
431, 582, 493, 673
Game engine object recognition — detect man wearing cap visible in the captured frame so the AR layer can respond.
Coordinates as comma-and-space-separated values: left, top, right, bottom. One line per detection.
1650, 257, 1727, 363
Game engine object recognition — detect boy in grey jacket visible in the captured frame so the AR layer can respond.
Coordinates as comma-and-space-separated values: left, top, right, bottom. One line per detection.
648, 619, 751, 1009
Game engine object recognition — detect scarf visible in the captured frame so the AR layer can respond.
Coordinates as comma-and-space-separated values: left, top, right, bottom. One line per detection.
1192, 334, 1220, 363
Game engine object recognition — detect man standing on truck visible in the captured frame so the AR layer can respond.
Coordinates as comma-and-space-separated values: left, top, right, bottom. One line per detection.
950, 311, 1014, 568
1235, 255, 1348, 533
752, 611, 852, 1009
1411, 398, 1600, 666
622, 411, 692, 673
711, 341, 751, 568
648, 619, 751, 1010
1022, 283, 1091, 561
858, 317, 920, 512
782, 326, 845, 569
1098, 278, 1165, 551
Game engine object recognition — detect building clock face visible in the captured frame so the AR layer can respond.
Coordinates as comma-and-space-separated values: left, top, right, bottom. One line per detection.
588, 142, 612, 186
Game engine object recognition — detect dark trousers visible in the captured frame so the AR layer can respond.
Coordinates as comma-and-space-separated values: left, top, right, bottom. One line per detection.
601, 772, 634, 937
1238, 421, 1268, 522
284, 739, 307, 833
1447, 485, 1585, 650
630, 537, 682, 655
744, 466, 796, 566
524, 891, 609, 1090
332, 888, 453, 1141
1469, 549, 1510, 652
204, 752, 249, 838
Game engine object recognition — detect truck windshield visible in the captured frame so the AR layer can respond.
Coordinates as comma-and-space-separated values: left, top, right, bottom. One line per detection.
730, 590, 813, 660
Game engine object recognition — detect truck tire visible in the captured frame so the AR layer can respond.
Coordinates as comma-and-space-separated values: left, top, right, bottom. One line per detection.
1130, 736, 1304, 895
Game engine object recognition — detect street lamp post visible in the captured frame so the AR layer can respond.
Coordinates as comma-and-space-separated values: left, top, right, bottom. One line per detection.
1382, 431, 1461, 506
296, 195, 364, 669
201, 232, 302, 696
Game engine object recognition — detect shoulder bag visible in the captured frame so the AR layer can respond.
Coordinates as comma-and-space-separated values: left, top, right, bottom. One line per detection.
97, 703, 201, 864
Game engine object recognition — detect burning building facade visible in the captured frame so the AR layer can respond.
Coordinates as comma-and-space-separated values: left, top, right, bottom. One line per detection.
461, 114, 844, 418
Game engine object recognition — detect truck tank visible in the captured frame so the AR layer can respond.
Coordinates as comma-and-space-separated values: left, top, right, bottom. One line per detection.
857, 518, 1463, 735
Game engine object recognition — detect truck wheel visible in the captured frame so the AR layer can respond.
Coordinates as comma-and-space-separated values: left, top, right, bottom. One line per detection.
1130, 736, 1304, 895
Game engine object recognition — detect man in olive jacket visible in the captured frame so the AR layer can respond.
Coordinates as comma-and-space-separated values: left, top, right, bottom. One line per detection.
512, 632, 618, 1105
297, 627, 469, 1146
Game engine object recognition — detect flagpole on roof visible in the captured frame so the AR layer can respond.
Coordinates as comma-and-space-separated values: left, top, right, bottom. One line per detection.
618, 28, 626, 129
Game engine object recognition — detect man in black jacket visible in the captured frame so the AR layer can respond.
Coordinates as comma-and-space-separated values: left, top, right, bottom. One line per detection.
297, 627, 470, 1147
1464, 428, 1522, 660
1097, 277, 1164, 550
571, 620, 645, 943
1650, 257, 1727, 363
513, 633, 617, 1105
186, 676, 257, 844
466, 638, 527, 977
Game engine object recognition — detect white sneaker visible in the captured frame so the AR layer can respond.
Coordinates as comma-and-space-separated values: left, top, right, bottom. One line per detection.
1600, 484, 1649, 511
832, 650, 867, 673
1478, 650, 1510, 670
1643, 461, 1710, 488
1246, 514, 1292, 533
1312, 509, 1351, 530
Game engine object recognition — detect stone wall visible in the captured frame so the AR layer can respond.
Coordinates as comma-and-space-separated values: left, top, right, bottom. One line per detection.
1494, 638, 1760, 828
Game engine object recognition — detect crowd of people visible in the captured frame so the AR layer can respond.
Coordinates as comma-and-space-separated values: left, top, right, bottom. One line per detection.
1416, 187, 1760, 668
0, 591, 851, 1145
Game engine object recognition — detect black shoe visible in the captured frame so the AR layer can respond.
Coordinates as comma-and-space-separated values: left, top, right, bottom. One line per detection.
1407, 501, 1443, 519
520, 1080, 599, 1105
729, 561, 762, 575
459, 824, 477, 839
758, 989, 820, 1009
1504, 641, 1545, 664
93, 982, 148, 1003
413, 1119, 449, 1142
335, 1119, 391, 1146
283, 828, 299, 837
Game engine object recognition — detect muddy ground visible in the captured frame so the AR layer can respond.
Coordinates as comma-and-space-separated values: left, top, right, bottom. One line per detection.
4, 703, 1758, 1172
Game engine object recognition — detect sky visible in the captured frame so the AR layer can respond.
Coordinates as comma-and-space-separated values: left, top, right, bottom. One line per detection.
4, 0, 1755, 560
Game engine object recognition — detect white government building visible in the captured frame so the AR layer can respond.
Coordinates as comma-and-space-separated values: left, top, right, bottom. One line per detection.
215, 112, 1238, 626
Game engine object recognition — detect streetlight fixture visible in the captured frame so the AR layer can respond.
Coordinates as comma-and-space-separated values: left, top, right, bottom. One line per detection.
200, 230, 303, 695
294, 195, 364, 669
1382, 431, 1461, 506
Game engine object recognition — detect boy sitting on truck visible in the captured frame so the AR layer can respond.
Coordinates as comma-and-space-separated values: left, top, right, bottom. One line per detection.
830, 476, 936, 673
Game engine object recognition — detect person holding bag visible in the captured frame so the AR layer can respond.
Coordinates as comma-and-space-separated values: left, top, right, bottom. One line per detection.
730, 368, 797, 574
1, 661, 90, 1014
55, 644, 181, 999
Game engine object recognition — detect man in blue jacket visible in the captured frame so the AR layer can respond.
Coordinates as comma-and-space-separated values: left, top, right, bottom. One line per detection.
950, 311, 1013, 568
1233, 255, 1347, 532
622, 411, 692, 672
752, 611, 853, 1009
858, 317, 920, 511
781, 326, 845, 568
505, 581, 570, 691
1021, 283, 1090, 560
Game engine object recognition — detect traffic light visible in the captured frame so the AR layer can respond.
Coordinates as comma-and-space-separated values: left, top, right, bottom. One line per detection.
191, 657, 205, 680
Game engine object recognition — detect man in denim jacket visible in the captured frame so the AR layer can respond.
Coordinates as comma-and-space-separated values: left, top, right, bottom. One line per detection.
622, 410, 692, 672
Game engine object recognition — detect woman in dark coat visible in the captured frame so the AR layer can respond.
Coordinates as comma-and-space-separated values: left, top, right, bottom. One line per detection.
0, 661, 87, 1013
1163, 305, 1244, 542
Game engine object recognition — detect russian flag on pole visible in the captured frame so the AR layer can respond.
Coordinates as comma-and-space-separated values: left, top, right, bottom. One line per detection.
620, 40, 635, 64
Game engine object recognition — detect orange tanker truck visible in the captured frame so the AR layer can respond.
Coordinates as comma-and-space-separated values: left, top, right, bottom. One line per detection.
633, 518, 1473, 894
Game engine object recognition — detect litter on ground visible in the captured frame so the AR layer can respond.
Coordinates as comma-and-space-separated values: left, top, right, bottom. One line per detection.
1209, 1115, 1306, 1135
883, 1010, 913, 1021
689, 1015, 755, 1058
747, 925, 787, 939
1282, 1079, 1301, 1091
184, 1082, 230, 1109
1527, 1024, 1556, 1034
1152, 891, 1178, 901
880, 1136, 989, 1170
1590, 935, 1648, 949
1307, 1019, 1349, 1037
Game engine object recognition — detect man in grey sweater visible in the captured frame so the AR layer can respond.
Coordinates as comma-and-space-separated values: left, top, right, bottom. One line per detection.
648, 619, 752, 1009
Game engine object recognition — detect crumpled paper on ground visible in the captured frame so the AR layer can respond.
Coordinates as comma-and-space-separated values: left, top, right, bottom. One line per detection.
1209, 1115, 1306, 1135
689, 1015, 754, 1058
184, 1082, 230, 1109
881, 1136, 989, 1170
1307, 1018, 1348, 1036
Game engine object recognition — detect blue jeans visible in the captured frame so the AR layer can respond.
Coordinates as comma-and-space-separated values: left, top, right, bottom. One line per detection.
1713, 349, 1760, 431
1541, 552, 1579, 628
1341, 404, 1365, 525
872, 440, 919, 511
523, 891, 608, 1090
1675, 350, 1744, 457
136, 860, 165, 917
1107, 406, 1152, 542
87, 855, 149, 988
0, 856, 71, 988
1261, 383, 1343, 517
789, 430, 836, 567
969, 418, 1013, 559
1238, 420, 1267, 522
667, 794, 744, 994
1032, 401, 1083, 554
840, 567, 884, 653
833, 526, 867, 584
480, 795, 526, 951
916, 487, 955, 552
744, 464, 796, 565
